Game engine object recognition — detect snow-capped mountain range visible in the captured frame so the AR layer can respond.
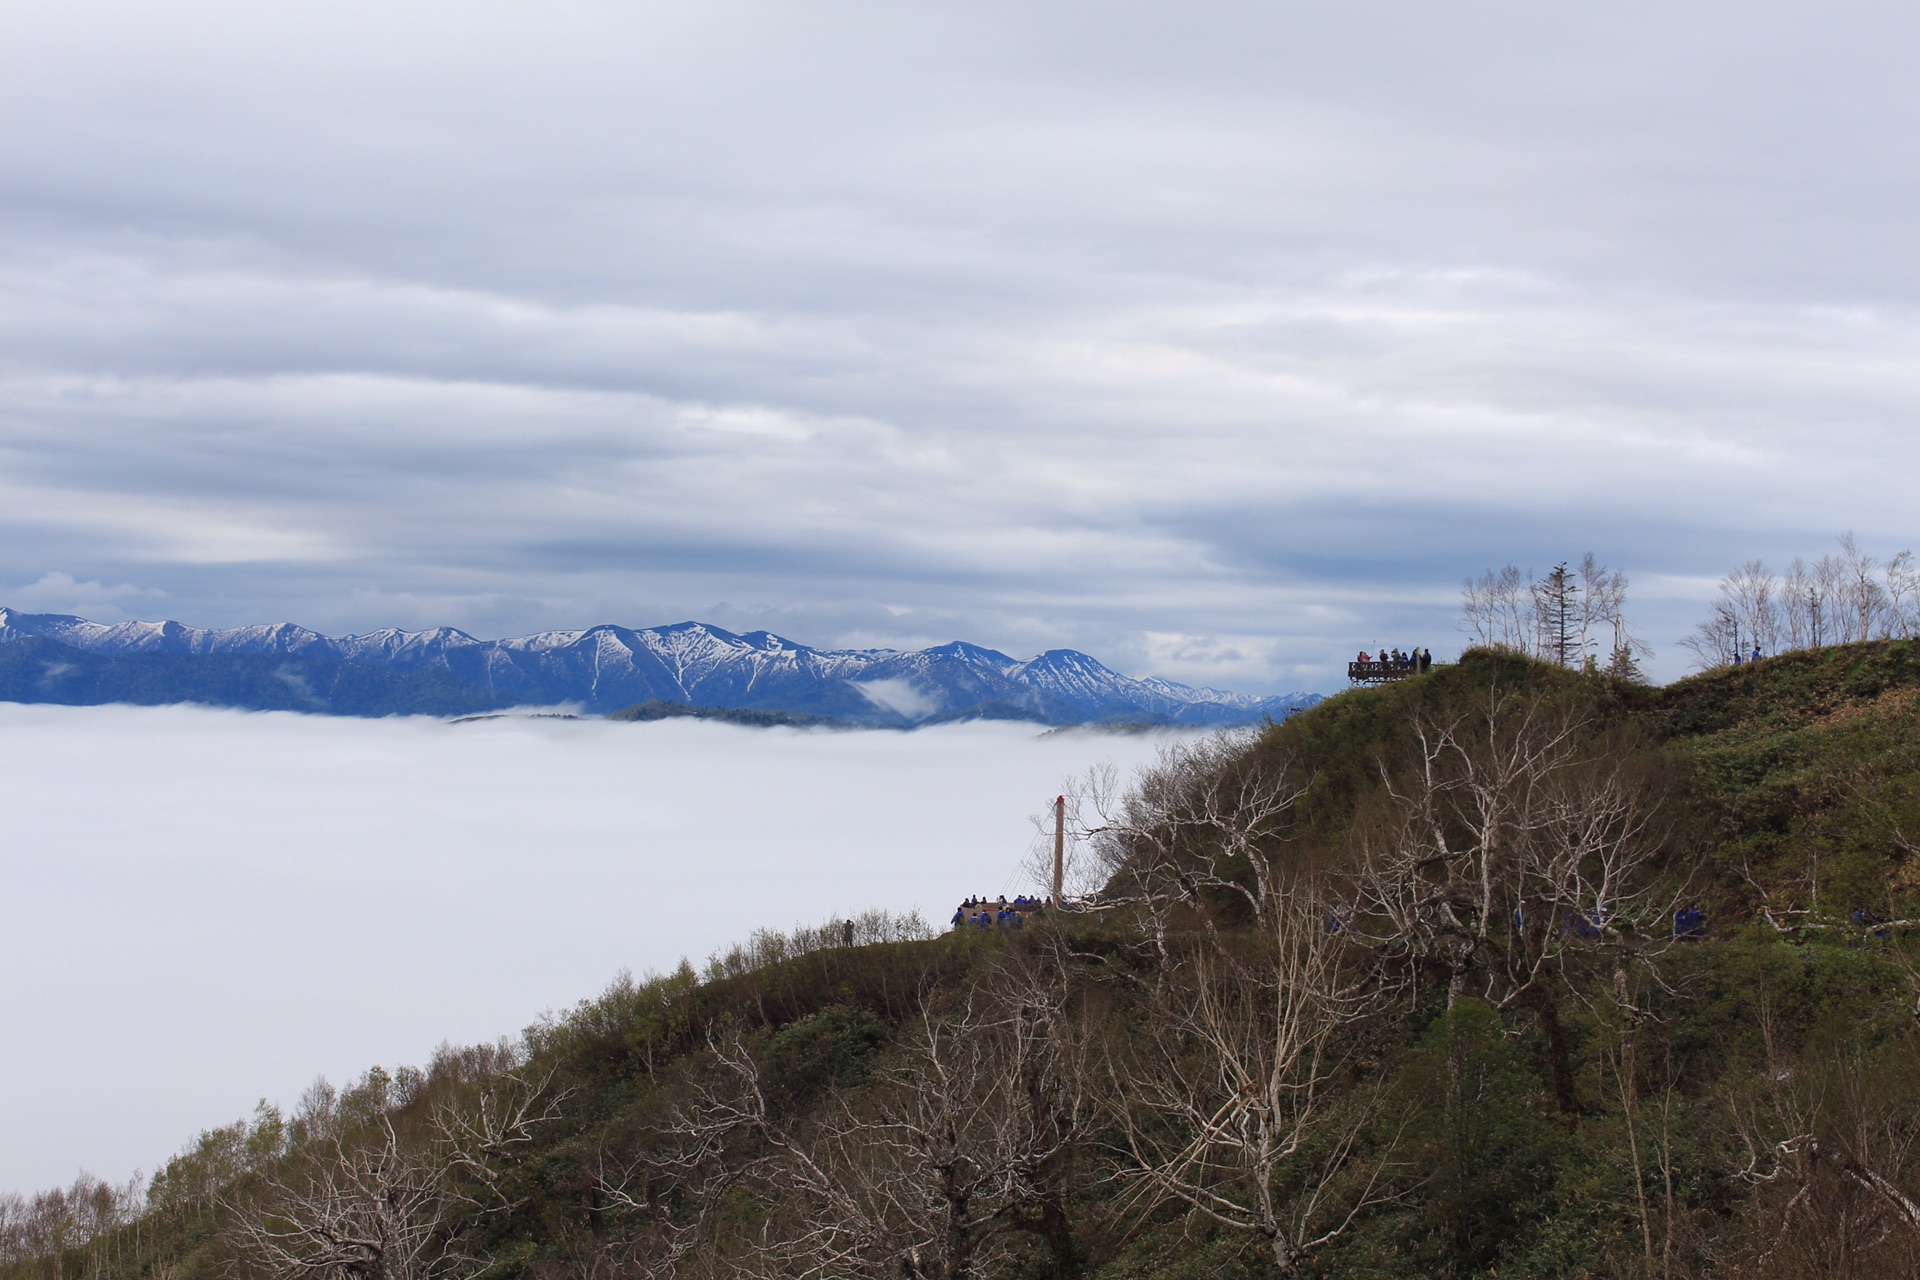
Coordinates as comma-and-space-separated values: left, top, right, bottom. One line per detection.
0, 607, 1320, 725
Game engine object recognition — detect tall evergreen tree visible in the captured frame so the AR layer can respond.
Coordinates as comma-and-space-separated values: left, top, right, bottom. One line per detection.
1533, 562, 1580, 667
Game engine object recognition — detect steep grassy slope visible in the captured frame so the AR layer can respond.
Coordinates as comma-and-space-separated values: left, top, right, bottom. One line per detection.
1646, 641, 1920, 927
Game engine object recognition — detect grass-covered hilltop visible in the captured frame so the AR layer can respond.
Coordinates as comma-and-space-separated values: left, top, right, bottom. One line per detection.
7, 643, 1920, 1280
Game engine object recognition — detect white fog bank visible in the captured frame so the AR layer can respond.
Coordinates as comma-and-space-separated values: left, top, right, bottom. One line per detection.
0, 703, 1192, 1193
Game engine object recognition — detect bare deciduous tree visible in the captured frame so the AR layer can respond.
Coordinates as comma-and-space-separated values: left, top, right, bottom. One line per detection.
1461, 554, 1646, 671
1729, 1024, 1920, 1277
1064, 731, 1312, 946
1680, 599, 1741, 670
1838, 531, 1892, 643
1041, 735, 1406, 1275
1887, 550, 1920, 639
1733, 560, 1781, 655
1782, 556, 1824, 650
1354, 686, 1672, 1011
223, 1069, 564, 1280
1683, 559, 1784, 666
0, 1172, 145, 1276
1104, 876, 1398, 1278
1576, 552, 1651, 676
1695, 534, 1917, 668
624, 951, 1092, 1280
1461, 564, 1534, 654
1813, 553, 1848, 642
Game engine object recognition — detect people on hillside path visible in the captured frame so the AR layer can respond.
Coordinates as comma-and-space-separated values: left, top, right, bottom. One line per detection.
949, 893, 1051, 931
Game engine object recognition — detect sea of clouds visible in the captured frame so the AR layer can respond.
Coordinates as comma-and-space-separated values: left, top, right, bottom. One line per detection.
0, 703, 1190, 1194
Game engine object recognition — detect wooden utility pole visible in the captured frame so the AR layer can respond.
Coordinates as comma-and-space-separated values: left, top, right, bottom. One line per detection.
1053, 794, 1065, 905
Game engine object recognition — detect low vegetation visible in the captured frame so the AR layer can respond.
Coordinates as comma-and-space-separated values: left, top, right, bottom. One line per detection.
7, 642, 1920, 1279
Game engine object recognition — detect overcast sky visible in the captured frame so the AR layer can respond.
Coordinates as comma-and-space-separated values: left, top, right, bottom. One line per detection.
5, 1, 1919, 689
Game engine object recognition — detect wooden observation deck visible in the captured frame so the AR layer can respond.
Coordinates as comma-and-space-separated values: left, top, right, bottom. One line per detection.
1348, 658, 1421, 685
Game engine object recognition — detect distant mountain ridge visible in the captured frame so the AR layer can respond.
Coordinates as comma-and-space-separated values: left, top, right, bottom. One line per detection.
0, 608, 1320, 726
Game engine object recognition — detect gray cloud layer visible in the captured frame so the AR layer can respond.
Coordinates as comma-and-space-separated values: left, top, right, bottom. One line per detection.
5, 1, 1919, 687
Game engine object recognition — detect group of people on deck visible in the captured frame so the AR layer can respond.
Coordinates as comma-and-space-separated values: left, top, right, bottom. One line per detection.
1356, 647, 1433, 672
953, 894, 1050, 931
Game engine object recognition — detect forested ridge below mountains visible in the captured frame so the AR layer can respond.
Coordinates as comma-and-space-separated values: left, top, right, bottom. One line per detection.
8, 642, 1920, 1279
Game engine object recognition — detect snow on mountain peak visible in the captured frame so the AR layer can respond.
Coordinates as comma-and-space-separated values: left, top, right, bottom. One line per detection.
0, 607, 1322, 724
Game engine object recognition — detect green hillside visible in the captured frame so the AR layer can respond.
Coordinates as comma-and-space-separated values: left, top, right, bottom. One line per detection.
7, 643, 1919, 1280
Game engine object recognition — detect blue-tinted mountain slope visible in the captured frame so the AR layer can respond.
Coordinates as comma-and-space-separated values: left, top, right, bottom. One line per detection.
0, 608, 1320, 725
